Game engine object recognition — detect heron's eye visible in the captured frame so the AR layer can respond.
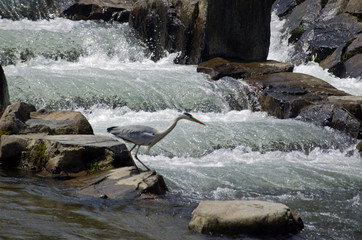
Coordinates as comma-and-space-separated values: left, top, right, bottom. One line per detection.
183, 113, 192, 117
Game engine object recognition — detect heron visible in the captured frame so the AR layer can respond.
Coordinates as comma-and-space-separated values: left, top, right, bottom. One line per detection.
107, 113, 205, 171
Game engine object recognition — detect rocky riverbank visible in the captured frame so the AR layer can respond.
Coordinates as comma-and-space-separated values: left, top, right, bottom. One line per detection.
0, 0, 361, 238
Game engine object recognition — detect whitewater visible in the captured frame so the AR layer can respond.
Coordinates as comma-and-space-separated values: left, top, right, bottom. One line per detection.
0, 11, 361, 240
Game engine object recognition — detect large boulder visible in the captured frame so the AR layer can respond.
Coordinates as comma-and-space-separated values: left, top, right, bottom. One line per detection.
197, 57, 294, 80
0, 134, 133, 171
0, 64, 10, 117
129, 0, 272, 64
189, 200, 304, 236
0, 102, 93, 135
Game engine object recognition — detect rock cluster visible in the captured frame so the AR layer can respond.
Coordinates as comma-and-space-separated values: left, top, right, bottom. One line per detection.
0, 101, 167, 198
199, 58, 362, 140
273, 0, 362, 78
189, 200, 304, 236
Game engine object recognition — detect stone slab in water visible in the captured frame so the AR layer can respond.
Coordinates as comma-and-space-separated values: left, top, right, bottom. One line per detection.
71, 166, 168, 199
0, 134, 133, 172
189, 200, 304, 236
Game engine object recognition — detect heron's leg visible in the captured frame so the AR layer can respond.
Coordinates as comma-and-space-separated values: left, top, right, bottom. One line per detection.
134, 145, 151, 171
128, 144, 140, 172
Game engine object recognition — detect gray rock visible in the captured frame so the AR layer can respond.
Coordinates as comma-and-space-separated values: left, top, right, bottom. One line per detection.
72, 166, 168, 199
0, 64, 10, 117
345, 34, 362, 57
197, 57, 294, 80
310, 14, 362, 60
298, 103, 362, 139
189, 200, 304, 236
342, 54, 362, 78
0, 134, 133, 172
0, 102, 36, 134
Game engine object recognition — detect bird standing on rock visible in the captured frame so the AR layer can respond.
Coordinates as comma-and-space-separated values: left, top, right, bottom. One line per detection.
107, 113, 206, 171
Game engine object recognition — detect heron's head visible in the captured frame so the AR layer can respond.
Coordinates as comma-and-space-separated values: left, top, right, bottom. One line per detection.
182, 113, 206, 125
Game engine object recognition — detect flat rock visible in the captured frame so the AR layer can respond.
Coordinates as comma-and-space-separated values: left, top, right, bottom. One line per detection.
74, 0, 137, 9
0, 134, 133, 172
197, 57, 294, 80
342, 54, 362, 79
189, 200, 304, 236
72, 166, 168, 199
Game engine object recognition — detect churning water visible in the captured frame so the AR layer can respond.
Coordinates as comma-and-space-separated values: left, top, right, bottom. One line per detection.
0, 9, 361, 240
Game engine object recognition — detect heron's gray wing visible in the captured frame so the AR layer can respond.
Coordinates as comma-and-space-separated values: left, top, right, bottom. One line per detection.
107, 125, 157, 145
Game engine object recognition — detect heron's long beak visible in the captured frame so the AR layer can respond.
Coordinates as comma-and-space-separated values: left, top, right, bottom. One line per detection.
191, 117, 206, 126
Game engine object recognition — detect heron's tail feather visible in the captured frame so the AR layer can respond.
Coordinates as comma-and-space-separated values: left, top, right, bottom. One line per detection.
107, 126, 117, 133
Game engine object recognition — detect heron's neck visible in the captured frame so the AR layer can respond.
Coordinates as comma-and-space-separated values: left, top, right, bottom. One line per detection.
147, 116, 183, 152
158, 116, 182, 140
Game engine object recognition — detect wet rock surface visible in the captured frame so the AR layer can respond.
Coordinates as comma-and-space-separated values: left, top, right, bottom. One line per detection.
197, 57, 294, 80
189, 200, 304, 236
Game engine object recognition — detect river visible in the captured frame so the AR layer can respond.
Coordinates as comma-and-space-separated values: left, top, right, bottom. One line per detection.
0, 6, 361, 240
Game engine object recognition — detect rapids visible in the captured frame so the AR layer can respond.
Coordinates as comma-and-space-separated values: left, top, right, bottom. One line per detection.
0, 9, 361, 240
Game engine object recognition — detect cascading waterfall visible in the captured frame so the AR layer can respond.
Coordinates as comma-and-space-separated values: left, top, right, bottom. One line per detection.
0, 7, 361, 240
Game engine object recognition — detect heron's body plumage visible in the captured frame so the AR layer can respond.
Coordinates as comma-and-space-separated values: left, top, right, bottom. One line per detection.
107, 113, 205, 171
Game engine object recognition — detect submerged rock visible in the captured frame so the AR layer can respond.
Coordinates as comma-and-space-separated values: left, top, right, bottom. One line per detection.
72, 166, 168, 199
197, 57, 294, 80
0, 102, 93, 135
0, 64, 10, 117
189, 200, 304, 236
0, 134, 133, 171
